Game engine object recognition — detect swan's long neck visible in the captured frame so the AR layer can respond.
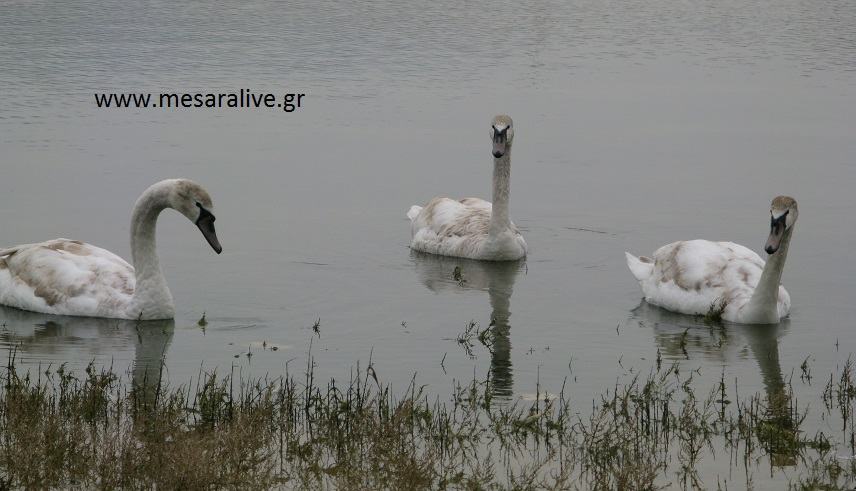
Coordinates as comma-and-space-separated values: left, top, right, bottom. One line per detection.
489, 150, 512, 237
745, 226, 793, 322
128, 183, 174, 319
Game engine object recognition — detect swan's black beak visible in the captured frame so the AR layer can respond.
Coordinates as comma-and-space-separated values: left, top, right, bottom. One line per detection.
492, 126, 508, 158
196, 205, 222, 254
764, 211, 787, 255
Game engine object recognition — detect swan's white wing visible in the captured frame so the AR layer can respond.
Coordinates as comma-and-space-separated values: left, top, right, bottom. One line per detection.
635, 240, 767, 320
776, 285, 791, 320
408, 197, 488, 257
0, 239, 135, 317
408, 197, 525, 260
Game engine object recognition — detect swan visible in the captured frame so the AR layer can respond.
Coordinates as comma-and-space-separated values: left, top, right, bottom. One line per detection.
407, 115, 527, 261
0, 179, 222, 320
625, 196, 798, 324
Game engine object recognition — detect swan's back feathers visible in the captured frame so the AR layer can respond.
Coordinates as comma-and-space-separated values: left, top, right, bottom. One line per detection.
410, 198, 488, 235
408, 197, 526, 261
0, 239, 135, 317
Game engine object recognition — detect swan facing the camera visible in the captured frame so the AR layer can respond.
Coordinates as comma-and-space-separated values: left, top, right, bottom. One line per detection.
0, 179, 222, 320
625, 196, 798, 324
407, 115, 527, 261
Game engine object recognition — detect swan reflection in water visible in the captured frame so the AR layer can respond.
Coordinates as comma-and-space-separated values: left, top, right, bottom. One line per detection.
0, 305, 174, 399
411, 251, 524, 399
632, 301, 797, 466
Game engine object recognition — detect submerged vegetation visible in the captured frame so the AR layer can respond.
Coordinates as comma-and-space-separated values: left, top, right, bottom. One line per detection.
0, 347, 853, 489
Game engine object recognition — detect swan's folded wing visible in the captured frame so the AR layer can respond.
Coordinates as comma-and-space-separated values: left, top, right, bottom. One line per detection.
458, 197, 492, 212
651, 240, 740, 290
777, 285, 791, 318
409, 197, 498, 257
714, 241, 765, 268
412, 197, 491, 236
641, 241, 729, 312
641, 239, 768, 317
0, 239, 135, 315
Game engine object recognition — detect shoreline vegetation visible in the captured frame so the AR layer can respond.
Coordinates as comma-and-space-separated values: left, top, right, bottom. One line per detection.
0, 347, 853, 490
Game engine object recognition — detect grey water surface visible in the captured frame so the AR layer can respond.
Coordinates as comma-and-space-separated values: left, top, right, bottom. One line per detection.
1, 0, 855, 485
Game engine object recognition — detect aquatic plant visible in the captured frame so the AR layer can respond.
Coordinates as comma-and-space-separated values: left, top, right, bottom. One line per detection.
0, 347, 852, 489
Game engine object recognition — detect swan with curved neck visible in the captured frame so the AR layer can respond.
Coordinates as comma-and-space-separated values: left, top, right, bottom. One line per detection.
625, 196, 798, 324
0, 179, 222, 320
407, 115, 527, 261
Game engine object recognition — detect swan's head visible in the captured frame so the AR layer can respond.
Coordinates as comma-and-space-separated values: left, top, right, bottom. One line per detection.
169, 179, 223, 254
764, 196, 798, 254
491, 115, 514, 158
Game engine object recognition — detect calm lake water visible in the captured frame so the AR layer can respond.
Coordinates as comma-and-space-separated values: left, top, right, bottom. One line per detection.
1, 0, 855, 485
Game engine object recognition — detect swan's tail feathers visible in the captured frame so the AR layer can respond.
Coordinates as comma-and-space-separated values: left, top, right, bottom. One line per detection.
625, 252, 654, 281
407, 205, 423, 222
0, 247, 19, 258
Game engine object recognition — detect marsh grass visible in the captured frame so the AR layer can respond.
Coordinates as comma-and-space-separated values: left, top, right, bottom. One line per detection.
701, 298, 728, 325
822, 357, 856, 458
0, 347, 853, 489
